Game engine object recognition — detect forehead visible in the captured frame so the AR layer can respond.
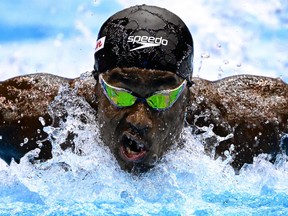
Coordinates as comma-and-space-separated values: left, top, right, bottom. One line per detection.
102, 68, 183, 95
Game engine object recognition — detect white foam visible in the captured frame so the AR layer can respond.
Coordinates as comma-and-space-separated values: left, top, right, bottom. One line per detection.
1, 87, 288, 215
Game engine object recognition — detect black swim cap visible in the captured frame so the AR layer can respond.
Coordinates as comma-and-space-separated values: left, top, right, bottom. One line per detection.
94, 5, 194, 84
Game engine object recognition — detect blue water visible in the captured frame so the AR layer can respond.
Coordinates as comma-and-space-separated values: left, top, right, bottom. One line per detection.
1, 1, 288, 215
1, 75, 288, 215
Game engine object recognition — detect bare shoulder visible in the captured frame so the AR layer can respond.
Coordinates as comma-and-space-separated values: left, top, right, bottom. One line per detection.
0, 72, 97, 164
188, 75, 288, 170
189, 75, 288, 123
213, 75, 288, 100
0, 73, 72, 121
0, 72, 97, 120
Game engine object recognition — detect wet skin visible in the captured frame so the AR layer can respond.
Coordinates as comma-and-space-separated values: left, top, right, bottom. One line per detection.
0, 69, 287, 173
95, 68, 188, 172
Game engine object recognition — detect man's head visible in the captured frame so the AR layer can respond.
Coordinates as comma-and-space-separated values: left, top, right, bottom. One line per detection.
93, 5, 194, 173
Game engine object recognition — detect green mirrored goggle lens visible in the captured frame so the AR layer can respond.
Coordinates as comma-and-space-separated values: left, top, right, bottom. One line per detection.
146, 85, 183, 109
103, 82, 137, 107
100, 74, 186, 110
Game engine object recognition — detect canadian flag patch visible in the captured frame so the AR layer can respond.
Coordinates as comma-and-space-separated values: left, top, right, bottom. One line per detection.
95, 36, 106, 52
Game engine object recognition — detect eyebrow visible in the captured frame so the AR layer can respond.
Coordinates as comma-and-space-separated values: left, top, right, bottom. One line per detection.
108, 71, 178, 88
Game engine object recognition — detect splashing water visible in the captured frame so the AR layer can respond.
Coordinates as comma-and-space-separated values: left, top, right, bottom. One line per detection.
1, 83, 288, 216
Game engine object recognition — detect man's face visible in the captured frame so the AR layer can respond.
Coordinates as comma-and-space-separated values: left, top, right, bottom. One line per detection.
96, 68, 188, 173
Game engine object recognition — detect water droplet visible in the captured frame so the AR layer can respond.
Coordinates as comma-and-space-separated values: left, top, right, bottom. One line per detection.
201, 52, 210, 59
236, 63, 242, 67
217, 43, 222, 48
20, 137, 29, 147
37, 141, 43, 148
218, 66, 223, 79
39, 117, 46, 126
223, 59, 229, 64
229, 144, 235, 152
224, 150, 230, 157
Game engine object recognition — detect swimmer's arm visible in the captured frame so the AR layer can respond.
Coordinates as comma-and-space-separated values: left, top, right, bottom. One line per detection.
187, 75, 288, 170
0, 73, 72, 164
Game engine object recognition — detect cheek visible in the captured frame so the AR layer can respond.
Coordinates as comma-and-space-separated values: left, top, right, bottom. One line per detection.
163, 94, 187, 129
149, 109, 185, 158
164, 106, 186, 134
152, 95, 187, 144
96, 90, 124, 137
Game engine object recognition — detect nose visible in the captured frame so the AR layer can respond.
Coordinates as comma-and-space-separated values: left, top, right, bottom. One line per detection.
126, 103, 153, 131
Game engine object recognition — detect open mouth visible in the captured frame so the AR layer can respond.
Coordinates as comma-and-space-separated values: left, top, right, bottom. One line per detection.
119, 133, 147, 162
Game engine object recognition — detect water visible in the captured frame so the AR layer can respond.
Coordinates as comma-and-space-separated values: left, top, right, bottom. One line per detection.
1, 81, 288, 216
0, 1, 288, 215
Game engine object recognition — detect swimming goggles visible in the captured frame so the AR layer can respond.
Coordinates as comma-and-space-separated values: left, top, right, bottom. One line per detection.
99, 73, 187, 110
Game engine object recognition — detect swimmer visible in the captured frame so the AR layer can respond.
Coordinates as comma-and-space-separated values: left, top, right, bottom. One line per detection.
0, 5, 287, 173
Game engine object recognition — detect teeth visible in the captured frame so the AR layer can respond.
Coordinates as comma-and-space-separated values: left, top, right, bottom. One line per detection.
126, 146, 133, 154
138, 143, 144, 149
126, 146, 138, 155
124, 135, 145, 155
